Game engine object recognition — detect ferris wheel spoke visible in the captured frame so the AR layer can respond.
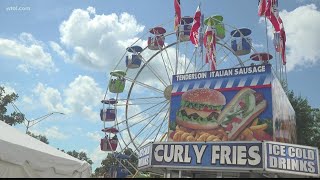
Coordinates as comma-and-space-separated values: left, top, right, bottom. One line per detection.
118, 106, 169, 135
117, 96, 163, 101
159, 52, 173, 84
184, 47, 197, 73
125, 102, 169, 149
138, 119, 168, 147
125, 99, 167, 121
121, 100, 168, 133
222, 47, 238, 67
140, 55, 169, 87
234, 58, 252, 67
126, 107, 169, 132
198, 64, 205, 72
124, 77, 164, 94
217, 48, 233, 66
128, 102, 168, 142
160, 46, 175, 75
153, 108, 169, 142
115, 101, 166, 106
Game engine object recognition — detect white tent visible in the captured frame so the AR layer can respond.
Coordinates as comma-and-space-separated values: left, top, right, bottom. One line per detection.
0, 121, 92, 178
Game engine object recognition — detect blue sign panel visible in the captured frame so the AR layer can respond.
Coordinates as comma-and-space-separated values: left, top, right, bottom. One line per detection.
169, 64, 274, 142
150, 141, 263, 170
138, 143, 152, 169
264, 141, 320, 177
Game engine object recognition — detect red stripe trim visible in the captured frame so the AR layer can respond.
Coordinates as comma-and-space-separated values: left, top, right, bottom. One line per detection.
171, 84, 271, 96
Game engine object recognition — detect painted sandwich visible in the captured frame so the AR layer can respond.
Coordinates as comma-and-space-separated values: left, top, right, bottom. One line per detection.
218, 87, 267, 140
176, 88, 226, 130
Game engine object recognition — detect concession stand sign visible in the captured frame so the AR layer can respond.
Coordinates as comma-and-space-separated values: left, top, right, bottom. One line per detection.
264, 141, 320, 177
138, 141, 263, 171
138, 141, 320, 177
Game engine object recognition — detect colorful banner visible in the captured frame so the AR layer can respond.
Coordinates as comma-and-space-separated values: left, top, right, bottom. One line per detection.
264, 141, 319, 177
138, 141, 320, 177
169, 64, 273, 142
148, 142, 263, 170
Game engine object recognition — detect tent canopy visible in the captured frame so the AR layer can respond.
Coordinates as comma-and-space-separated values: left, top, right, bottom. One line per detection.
0, 121, 92, 178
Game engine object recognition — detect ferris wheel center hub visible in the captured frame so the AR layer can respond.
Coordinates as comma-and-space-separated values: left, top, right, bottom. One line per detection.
164, 85, 173, 100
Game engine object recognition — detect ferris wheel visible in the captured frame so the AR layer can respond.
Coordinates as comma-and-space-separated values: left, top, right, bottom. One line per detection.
99, 14, 273, 177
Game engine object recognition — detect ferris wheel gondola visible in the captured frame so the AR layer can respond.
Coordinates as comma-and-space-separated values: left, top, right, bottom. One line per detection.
230, 28, 252, 56
178, 16, 193, 42
147, 26, 166, 50
204, 15, 225, 40
126, 46, 143, 69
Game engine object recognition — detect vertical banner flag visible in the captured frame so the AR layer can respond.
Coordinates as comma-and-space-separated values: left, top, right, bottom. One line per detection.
265, 0, 280, 32
278, 17, 286, 65
203, 26, 217, 71
190, 5, 201, 47
211, 29, 217, 71
258, 0, 267, 16
174, 0, 181, 31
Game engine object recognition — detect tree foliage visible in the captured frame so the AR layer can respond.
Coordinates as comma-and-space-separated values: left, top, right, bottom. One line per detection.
60, 150, 93, 165
0, 86, 25, 126
27, 131, 49, 144
92, 148, 138, 178
287, 90, 320, 149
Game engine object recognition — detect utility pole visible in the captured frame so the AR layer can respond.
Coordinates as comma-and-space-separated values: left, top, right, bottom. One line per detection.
25, 112, 65, 134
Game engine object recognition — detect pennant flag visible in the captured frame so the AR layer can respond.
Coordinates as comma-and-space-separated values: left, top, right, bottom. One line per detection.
204, 26, 212, 64
174, 0, 181, 31
190, 5, 201, 47
258, 0, 267, 16
278, 17, 286, 65
265, 0, 280, 31
204, 26, 217, 71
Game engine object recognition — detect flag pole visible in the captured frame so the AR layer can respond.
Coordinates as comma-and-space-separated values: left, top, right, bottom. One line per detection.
200, 14, 204, 72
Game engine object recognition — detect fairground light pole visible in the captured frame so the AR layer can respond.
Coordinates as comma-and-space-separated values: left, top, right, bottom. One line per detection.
25, 112, 65, 134
10, 102, 66, 134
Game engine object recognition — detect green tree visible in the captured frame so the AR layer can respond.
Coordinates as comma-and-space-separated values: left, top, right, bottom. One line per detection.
61, 150, 93, 165
27, 131, 50, 144
287, 90, 320, 149
92, 148, 138, 178
0, 86, 25, 126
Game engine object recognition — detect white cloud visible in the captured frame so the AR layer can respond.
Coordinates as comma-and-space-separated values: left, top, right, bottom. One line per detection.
22, 96, 33, 105
0, 33, 57, 73
88, 145, 109, 168
57, 7, 145, 71
64, 75, 103, 122
87, 131, 101, 142
32, 126, 68, 140
2, 84, 16, 95
261, 4, 320, 71
45, 126, 68, 139
34, 83, 69, 113
31, 75, 103, 122
49, 41, 71, 62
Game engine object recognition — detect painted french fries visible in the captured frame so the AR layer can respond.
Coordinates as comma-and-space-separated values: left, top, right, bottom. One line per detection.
172, 118, 271, 142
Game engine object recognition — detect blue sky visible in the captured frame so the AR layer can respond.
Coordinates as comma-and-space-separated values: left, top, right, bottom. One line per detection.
1, 0, 320, 171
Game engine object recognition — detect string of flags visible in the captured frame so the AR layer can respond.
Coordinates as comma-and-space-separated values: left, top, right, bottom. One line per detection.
204, 26, 217, 71
174, 0, 181, 31
173, 0, 287, 71
173, 1, 222, 71
190, 5, 201, 47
